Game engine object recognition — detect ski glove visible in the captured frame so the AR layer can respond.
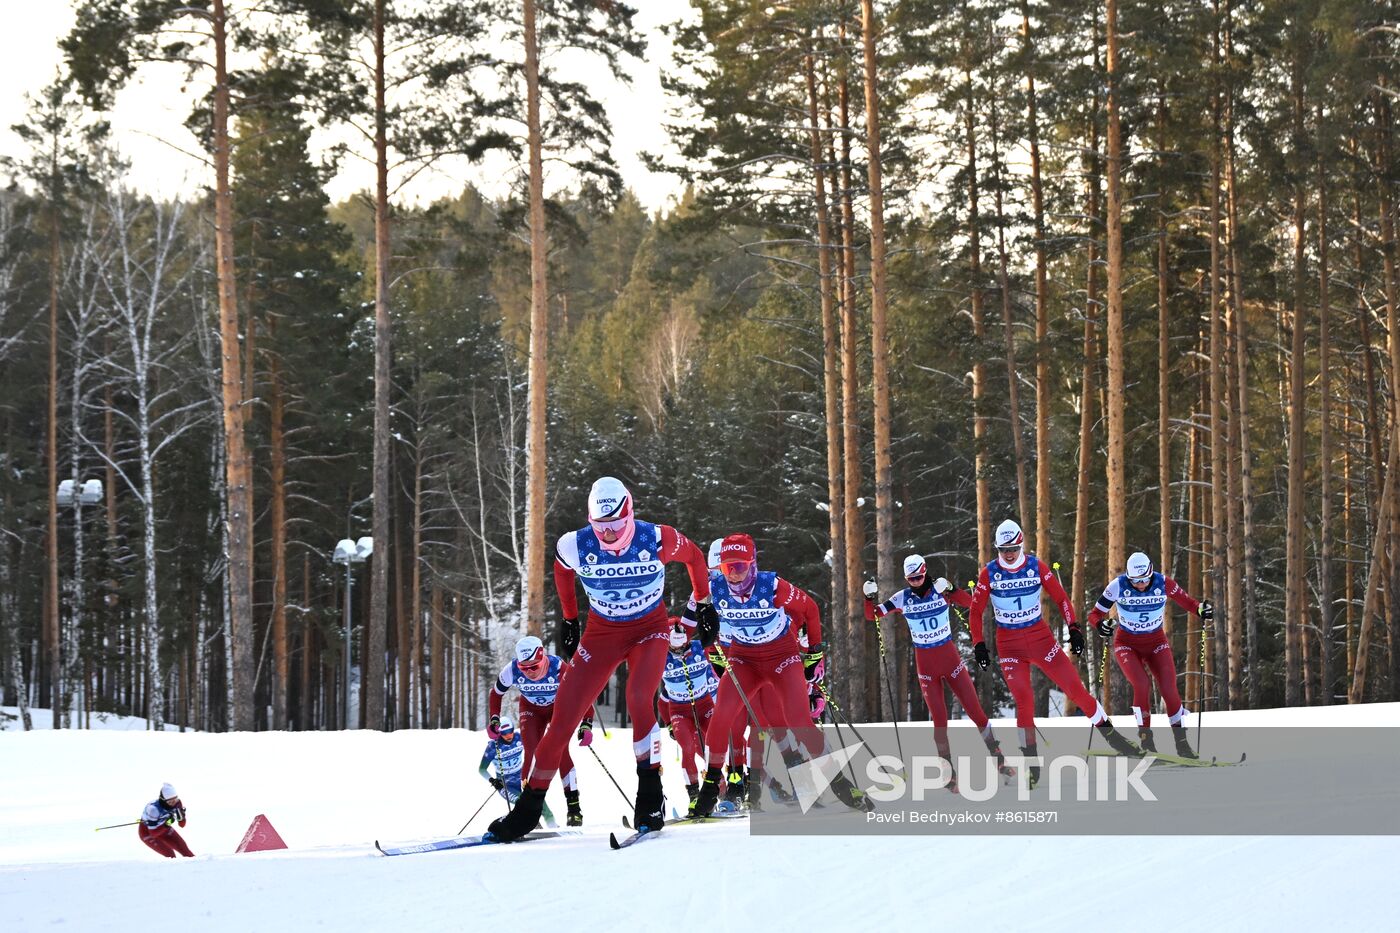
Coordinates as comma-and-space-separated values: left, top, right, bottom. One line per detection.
487, 715, 502, 741
973, 641, 991, 671
174, 806, 187, 827
489, 777, 505, 791
1198, 600, 1214, 623
1096, 616, 1116, 639
934, 577, 952, 595
577, 719, 594, 748
1067, 625, 1085, 656
862, 580, 878, 600
803, 655, 825, 686
561, 617, 580, 659
694, 599, 720, 646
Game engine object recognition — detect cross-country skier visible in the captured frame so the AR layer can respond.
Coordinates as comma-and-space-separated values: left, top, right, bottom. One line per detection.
864, 553, 1010, 789
479, 716, 526, 802
139, 783, 193, 858
488, 477, 712, 841
659, 619, 719, 811
967, 519, 1142, 785
690, 537, 801, 811
489, 635, 586, 825
1086, 551, 1212, 758
478, 716, 556, 826
692, 533, 870, 816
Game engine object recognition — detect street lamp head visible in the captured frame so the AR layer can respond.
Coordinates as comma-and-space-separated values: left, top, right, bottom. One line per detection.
333, 539, 357, 563
354, 536, 374, 560
58, 479, 104, 506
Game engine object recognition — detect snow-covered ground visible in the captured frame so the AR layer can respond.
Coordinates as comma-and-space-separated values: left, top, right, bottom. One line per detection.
2, 705, 1396, 931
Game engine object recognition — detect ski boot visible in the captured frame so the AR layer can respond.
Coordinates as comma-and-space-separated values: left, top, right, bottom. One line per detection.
1171, 723, 1198, 759
829, 771, 874, 812
685, 782, 699, 817
1019, 745, 1042, 790
723, 766, 748, 806
633, 764, 666, 833
565, 788, 583, 827
692, 766, 724, 818
767, 777, 796, 806
1098, 721, 1144, 757
746, 770, 765, 813
984, 734, 1015, 779
1137, 727, 1158, 754
486, 786, 546, 842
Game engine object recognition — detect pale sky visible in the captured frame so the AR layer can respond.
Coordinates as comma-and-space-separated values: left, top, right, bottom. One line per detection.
0, 1, 693, 211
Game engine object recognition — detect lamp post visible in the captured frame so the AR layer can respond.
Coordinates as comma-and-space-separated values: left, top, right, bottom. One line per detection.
57, 479, 102, 728
332, 535, 373, 729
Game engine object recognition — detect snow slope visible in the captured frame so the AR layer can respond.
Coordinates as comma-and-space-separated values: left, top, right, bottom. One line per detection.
1, 705, 1396, 932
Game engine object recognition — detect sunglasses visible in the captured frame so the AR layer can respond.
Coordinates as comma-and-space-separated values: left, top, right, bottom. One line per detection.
720, 559, 753, 576
592, 516, 629, 534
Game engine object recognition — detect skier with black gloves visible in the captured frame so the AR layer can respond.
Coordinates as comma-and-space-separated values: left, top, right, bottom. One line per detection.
1087, 551, 1211, 758
488, 477, 711, 842
966, 519, 1143, 786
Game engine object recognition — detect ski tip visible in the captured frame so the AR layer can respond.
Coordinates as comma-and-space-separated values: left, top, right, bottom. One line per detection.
374, 841, 385, 855
1239, 752, 1247, 763
608, 832, 621, 850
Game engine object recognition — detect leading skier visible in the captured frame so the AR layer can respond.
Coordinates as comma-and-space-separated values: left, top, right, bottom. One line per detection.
488, 477, 712, 841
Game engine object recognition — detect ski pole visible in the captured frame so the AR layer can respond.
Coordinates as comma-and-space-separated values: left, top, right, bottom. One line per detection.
813, 679, 875, 788
1197, 607, 1209, 753
586, 744, 633, 809
94, 821, 141, 831
871, 611, 907, 763
814, 679, 901, 775
457, 786, 498, 835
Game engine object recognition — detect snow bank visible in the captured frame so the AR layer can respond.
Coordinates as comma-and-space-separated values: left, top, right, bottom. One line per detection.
0, 704, 1395, 931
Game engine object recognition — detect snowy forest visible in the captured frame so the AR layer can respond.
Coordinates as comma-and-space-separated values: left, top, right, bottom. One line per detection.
0, 0, 1397, 734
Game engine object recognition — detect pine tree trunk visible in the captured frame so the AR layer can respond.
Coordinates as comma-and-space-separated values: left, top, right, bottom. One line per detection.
1222, 25, 1245, 706
1021, 0, 1051, 646
431, 580, 444, 728
1070, 68, 1102, 712
1376, 90, 1400, 699
805, 43, 846, 655
46, 195, 60, 726
1317, 154, 1333, 704
359, 0, 394, 731
412, 445, 424, 726
1156, 96, 1173, 640
522, 0, 549, 637
396, 512, 409, 728
838, 22, 868, 721
1283, 55, 1308, 706
1206, 0, 1229, 711
861, 0, 900, 719
990, 100, 1031, 533
965, 60, 992, 657
214, 0, 254, 732
1104, 0, 1127, 599
269, 337, 288, 729
1225, 65, 1257, 706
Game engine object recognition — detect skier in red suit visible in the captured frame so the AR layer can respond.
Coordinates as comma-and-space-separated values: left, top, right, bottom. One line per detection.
1087, 551, 1212, 758
488, 477, 712, 841
691, 533, 869, 816
967, 520, 1142, 785
139, 783, 193, 858
865, 553, 1009, 787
